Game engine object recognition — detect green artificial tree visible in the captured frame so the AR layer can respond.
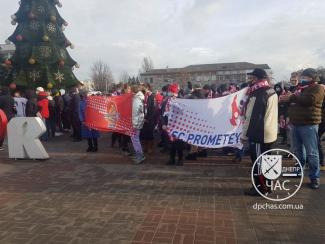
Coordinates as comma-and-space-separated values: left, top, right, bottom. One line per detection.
6, 0, 80, 90
0, 55, 11, 84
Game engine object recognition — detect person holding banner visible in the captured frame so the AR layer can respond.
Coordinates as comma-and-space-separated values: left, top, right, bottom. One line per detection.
140, 83, 156, 156
162, 83, 184, 166
131, 85, 146, 164
120, 84, 132, 155
79, 90, 100, 152
158, 85, 171, 152
185, 84, 206, 161
241, 68, 278, 196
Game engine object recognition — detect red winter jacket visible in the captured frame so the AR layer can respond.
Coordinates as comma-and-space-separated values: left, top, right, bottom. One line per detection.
37, 93, 49, 119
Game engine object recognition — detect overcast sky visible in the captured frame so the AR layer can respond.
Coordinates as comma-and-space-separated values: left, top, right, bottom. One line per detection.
1, 0, 325, 82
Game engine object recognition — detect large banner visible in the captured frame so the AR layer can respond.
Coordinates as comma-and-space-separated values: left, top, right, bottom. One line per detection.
85, 94, 135, 136
167, 88, 248, 149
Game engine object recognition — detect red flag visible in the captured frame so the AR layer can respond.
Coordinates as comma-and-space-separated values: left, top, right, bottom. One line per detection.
0, 109, 8, 142
85, 94, 135, 136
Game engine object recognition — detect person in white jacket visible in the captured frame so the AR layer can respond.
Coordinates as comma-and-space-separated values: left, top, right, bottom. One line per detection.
14, 91, 28, 117
131, 85, 146, 164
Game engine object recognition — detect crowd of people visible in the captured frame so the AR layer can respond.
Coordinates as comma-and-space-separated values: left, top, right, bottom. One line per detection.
0, 85, 88, 149
0, 67, 325, 194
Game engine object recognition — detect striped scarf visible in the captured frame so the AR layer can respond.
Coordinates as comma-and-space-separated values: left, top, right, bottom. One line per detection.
294, 85, 309, 95
247, 80, 270, 95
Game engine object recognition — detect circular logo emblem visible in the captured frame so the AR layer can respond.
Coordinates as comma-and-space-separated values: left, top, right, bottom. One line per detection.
251, 149, 303, 202
105, 101, 119, 129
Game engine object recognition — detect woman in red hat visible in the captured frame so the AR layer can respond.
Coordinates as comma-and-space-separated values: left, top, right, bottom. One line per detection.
162, 83, 184, 166
37, 91, 50, 141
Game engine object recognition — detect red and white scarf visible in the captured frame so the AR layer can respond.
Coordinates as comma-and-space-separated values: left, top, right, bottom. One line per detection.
242, 80, 270, 116
294, 82, 325, 96
247, 79, 270, 95
279, 118, 287, 129
294, 84, 309, 95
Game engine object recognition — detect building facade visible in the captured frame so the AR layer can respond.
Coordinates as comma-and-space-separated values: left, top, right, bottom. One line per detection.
140, 62, 271, 91
0, 41, 15, 59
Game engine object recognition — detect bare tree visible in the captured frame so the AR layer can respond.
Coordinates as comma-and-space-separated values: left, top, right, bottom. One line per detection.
119, 71, 130, 83
139, 57, 154, 74
90, 60, 114, 93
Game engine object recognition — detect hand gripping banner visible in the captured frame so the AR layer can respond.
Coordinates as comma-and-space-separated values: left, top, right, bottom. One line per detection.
85, 94, 135, 136
167, 88, 248, 149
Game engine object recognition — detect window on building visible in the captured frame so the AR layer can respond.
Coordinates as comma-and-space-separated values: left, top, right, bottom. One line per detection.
150, 78, 153, 83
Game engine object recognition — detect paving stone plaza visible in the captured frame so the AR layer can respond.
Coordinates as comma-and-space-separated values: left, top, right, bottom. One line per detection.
0, 135, 324, 244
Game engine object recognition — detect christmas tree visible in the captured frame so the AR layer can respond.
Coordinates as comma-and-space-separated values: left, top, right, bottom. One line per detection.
0, 55, 11, 83
5, 0, 79, 90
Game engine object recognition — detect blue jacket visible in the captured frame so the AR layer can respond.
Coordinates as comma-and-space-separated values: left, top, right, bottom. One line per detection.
80, 99, 100, 139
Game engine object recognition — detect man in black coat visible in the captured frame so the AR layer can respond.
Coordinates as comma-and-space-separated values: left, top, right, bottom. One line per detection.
52, 89, 64, 134
0, 87, 15, 149
25, 90, 39, 117
69, 87, 82, 141
61, 89, 72, 131
140, 83, 156, 155
0, 87, 15, 121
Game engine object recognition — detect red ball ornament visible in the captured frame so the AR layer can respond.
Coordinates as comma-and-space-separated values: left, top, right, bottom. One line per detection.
4, 60, 12, 66
59, 60, 65, 66
16, 35, 23, 41
28, 12, 35, 19
9, 83, 16, 90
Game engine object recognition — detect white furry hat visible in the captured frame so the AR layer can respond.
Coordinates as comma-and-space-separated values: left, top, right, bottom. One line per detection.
36, 87, 44, 95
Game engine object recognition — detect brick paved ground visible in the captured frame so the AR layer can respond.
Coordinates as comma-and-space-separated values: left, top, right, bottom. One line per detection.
0, 134, 324, 244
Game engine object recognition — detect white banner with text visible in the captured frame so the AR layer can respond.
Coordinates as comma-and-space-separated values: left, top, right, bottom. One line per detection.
167, 88, 248, 149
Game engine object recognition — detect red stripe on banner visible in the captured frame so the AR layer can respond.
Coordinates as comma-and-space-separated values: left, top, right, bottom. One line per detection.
0, 109, 8, 141
84, 94, 135, 136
